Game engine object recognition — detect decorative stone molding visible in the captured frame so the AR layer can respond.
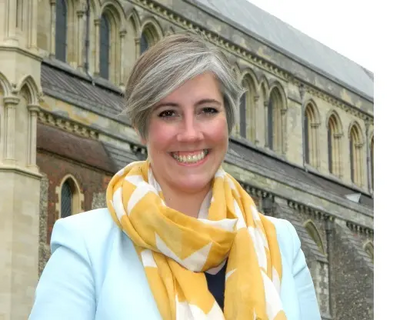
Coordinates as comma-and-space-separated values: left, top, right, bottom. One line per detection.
288, 199, 332, 221
130, 0, 372, 123
346, 221, 374, 237
38, 110, 99, 139
238, 181, 275, 201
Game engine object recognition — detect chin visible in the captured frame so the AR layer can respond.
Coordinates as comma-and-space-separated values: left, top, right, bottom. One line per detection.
173, 175, 213, 194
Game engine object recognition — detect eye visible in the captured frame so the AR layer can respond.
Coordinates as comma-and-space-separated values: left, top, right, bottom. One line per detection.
158, 110, 176, 118
201, 107, 219, 115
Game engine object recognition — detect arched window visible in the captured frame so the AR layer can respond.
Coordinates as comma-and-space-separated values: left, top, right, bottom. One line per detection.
240, 75, 257, 142
370, 136, 374, 190
55, 0, 67, 62
304, 220, 325, 254
268, 87, 285, 154
99, 14, 110, 79
327, 114, 342, 176
304, 103, 320, 167
140, 23, 161, 55
239, 92, 247, 138
61, 180, 73, 218
349, 124, 363, 186
59, 177, 82, 218
364, 241, 374, 261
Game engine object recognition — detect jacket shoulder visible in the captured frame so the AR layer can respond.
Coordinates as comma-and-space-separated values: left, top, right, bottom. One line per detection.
50, 208, 118, 253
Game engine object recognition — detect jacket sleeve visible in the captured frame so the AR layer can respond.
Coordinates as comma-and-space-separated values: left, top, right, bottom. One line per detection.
285, 220, 322, 320
29, 217, 96, 320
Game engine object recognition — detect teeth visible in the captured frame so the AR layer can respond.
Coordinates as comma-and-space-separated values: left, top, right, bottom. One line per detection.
172, 150, 209, 164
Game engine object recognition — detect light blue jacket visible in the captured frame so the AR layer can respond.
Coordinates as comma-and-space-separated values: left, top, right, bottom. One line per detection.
29, 208, 321, 320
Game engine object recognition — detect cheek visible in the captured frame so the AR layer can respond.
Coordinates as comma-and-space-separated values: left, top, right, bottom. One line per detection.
147, 122, 173, 151
207, 117, 229, 144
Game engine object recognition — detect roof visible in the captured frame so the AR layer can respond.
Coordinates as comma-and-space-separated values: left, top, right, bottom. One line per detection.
102, 143, 146, 170
226, 140, 373, 208
192, 0, 374, 99
37, 123, 116, 173
41, 62, 125, 122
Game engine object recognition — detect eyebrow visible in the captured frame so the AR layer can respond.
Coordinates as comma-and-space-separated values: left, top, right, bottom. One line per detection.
154, 99, 223, 109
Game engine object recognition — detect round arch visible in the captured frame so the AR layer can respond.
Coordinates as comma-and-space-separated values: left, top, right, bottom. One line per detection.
57, 174, 84, 218
100, 0, 126, 31
140, 17, 164, 42
304, 220, 325, 255
348, 120, 364, 144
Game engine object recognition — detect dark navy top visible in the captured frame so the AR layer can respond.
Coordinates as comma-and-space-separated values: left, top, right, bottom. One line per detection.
205, 261, 227, 310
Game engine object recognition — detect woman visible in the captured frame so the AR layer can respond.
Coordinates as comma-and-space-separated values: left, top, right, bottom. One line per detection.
30, 33, 321, 320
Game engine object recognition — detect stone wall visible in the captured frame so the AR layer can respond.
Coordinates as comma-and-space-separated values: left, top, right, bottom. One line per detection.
331, 221, 373, 319
38, 174, 50, 277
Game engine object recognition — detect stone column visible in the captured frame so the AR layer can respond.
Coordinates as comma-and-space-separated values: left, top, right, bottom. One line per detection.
3, 96, 19, 164
264, 100, 269, 148
119, 30, 127, 86
253, 94, 260, 145
311, 123, 321, 169
27, 104, 40, 169
365, 121, 372, 192
94, 18, 101, 75
49, 0, 56, 56
281, 108, 287, 155
77, 9, 85, 70
29, 0, 38, 49
4, 0, 18, 44
334, 133, 343, 178
134, 37, 141, 61
355, 142, 364, 187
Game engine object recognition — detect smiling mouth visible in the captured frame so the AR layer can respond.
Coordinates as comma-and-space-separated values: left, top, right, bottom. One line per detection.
170, 149, 210, 164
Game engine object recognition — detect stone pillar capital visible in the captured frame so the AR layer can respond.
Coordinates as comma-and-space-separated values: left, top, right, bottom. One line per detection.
28, 104, 40, 113
77, 9, 85, 17
3, 96, 20, 106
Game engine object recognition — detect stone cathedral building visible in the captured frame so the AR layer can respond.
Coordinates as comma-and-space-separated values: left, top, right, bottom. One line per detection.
0, 0, 374, 319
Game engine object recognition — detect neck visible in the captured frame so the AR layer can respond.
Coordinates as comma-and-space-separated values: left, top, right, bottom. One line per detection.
159, 183, 211, 218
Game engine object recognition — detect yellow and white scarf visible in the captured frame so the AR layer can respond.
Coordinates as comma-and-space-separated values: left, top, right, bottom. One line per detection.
106, 161, 286, 320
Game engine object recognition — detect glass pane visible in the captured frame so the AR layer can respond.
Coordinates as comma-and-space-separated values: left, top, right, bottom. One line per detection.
350, 136, 355, 182
240, 92, 246, 138
140, 34, 149, 55
328, 123, 333, 173
268, 97, 274, 149
61, 182, 72, 218
55, 0, 67, 62
304, 112, 310, 164
100, 15, 110, 79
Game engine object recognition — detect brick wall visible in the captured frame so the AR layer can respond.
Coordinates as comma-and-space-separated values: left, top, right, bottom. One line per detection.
37, 151, 112, 243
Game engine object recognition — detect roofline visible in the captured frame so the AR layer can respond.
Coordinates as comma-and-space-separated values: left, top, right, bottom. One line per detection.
184, 0, 373, 102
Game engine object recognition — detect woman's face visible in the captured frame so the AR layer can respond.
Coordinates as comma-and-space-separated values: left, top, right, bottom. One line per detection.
145, 72, 229, 195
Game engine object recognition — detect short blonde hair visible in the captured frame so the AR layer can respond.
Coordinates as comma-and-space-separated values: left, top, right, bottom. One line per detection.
124, 33, 243, 138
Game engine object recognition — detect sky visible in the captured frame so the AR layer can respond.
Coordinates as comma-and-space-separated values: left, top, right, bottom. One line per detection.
247, 0, 375, 72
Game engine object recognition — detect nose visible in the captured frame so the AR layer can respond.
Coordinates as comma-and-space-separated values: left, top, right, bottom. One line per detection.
176, 114, 204, 142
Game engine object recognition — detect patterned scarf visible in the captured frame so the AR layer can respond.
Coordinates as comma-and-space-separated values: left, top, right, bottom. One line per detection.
106, 160, 286, 320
